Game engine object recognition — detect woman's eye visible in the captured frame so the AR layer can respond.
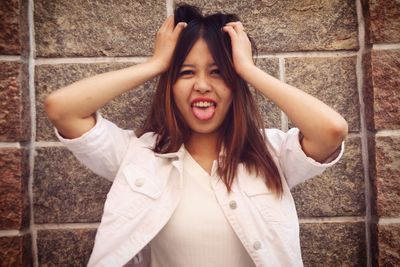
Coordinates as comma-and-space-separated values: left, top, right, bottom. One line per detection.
178, 70, 194, 76
211, 69, 221, 76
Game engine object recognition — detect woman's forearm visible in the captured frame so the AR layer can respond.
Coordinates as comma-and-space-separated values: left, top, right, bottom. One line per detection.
222, 21, 347, 161
45, 60, 163, 121
241, 65, 348, 161
45, 16, 186, 139
44, 60, 163, 139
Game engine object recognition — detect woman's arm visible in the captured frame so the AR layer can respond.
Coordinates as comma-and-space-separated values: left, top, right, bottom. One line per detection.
223, 22, 348, 163
45, 16, 186, 139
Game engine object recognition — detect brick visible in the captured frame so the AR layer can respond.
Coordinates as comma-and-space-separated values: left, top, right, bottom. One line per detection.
0, 148, 29, 230
35, 63, 156, 141
373, 136, 400, 217
33, 147, 111, 223
0, 0, 20, 55
285, 56, 360, 132
376, 223, 400, 267
291, 137, 365, 217
365, 0, 400, 44
37, 229, 95, 266
177, 0, 358, 52
300, 222, 366, 267
34, 0, 165, 57
364, 50, 400, 131
0, 61, 30, 142
253, 58, 280, 128
0, 235, 32, 267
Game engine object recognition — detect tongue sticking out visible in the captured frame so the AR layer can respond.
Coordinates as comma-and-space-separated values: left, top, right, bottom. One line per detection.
192, 105, 216, 121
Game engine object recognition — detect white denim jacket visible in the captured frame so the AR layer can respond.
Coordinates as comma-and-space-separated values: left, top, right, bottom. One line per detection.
55, 112, 344, 267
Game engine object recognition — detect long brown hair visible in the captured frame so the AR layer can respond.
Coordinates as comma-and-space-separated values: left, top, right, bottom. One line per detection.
138, 4, 283, 197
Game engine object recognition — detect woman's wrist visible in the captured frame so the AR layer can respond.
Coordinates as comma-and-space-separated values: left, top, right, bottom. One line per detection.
237, 63, 259, 83
146, 57, 170, 75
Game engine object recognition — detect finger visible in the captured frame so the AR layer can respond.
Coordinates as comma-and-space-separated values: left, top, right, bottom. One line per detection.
222, 25, 238, 41
227, 22, 250, 41
225, 21, 244, 31
226, 22, 247, 37
172, 22, 187, 38
165, 15, 174, 30
159, 15, 172, 32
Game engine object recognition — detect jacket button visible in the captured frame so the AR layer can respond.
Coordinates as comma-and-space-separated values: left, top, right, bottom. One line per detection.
253, 241, 262, 250
134, 178, 145, 187
229, 200, 237, 209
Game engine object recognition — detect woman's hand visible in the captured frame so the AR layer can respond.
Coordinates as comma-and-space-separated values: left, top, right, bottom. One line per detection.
149, 16, 187, 73
222, 21, 255, 78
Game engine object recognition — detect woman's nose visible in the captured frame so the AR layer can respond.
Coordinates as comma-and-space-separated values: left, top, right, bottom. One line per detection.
193, 77, 211, 93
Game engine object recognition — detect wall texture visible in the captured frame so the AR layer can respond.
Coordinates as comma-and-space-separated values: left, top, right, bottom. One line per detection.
0, 0, 399, 266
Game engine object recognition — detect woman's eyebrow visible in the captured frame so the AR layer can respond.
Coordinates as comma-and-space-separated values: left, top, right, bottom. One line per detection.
181, 63, 218, 67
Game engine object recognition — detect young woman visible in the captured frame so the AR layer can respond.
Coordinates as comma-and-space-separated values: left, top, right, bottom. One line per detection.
45, 4, 347, 267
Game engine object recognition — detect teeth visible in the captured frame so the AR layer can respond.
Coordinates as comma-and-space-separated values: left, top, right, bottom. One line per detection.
193, 101, 214, 108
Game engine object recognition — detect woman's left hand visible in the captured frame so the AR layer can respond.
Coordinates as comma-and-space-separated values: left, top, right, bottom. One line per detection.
222, 21, 255, 78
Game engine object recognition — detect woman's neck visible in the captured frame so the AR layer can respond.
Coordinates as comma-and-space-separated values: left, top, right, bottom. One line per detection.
185, 132, 221, 174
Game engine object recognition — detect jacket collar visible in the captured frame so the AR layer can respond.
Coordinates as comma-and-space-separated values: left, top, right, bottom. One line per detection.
139, 132, 236, 193
154, 144, 186, 160
140, 132, 226, 161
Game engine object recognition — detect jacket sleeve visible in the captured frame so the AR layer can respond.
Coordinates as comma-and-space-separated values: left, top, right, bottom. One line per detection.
264, 127, 345, 189
54, 111, 134, 181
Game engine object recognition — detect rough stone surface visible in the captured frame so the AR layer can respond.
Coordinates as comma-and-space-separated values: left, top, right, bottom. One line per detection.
366, 0, 400, 44
365, 50, 400, 131
291, 137, 365, 217
35, 63, 156, 141
0, 235, 32, 267
34, 0, 165, 57
0, 0, 20, 55
377, 223, 400, 267
177, 0, 358, 52
300, 222, 366, 267
0, 61, 30, 142
37, 229, 95, 267
33, 147, 111, 223
374, 136, 400, 217
285, 56, 360, 132
0, 148, 29, 230
253, 58, 280, 129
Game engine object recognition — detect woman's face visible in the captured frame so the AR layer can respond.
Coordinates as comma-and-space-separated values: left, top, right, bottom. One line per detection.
173, 38, 233, 136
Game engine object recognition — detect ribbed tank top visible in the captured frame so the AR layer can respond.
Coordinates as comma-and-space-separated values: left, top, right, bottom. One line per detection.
149, 151, 255, 267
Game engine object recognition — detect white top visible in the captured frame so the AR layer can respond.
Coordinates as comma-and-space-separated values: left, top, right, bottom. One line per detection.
54, 112, 345, 267
149, 151, 256, 267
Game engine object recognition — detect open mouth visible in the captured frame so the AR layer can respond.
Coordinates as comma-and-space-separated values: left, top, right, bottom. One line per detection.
191, 99, 217, 121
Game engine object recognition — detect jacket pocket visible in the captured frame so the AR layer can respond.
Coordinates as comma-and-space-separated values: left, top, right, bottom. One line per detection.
242, 177, 287, 223
105, 163, 164, 219
122, 164, 163, 199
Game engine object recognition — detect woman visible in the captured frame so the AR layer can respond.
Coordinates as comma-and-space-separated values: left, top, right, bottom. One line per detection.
45, 4, 347, 267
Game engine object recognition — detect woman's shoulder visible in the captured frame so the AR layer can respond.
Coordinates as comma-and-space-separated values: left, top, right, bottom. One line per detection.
262, 127, 301, 156
263, 127, 299, 142
135, 131, 158, 148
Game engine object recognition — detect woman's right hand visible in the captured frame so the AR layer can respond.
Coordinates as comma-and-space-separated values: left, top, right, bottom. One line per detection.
149, 16, 187, 73
45, 16, 187, 139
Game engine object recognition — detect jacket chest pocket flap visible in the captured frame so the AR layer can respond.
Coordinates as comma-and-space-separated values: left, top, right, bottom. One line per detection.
122, 164, 163, 200
104, 163, 166, 220
241, 177, 287, 222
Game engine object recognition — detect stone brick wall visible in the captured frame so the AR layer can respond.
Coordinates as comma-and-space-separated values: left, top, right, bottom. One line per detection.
0, 0, 398, 266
